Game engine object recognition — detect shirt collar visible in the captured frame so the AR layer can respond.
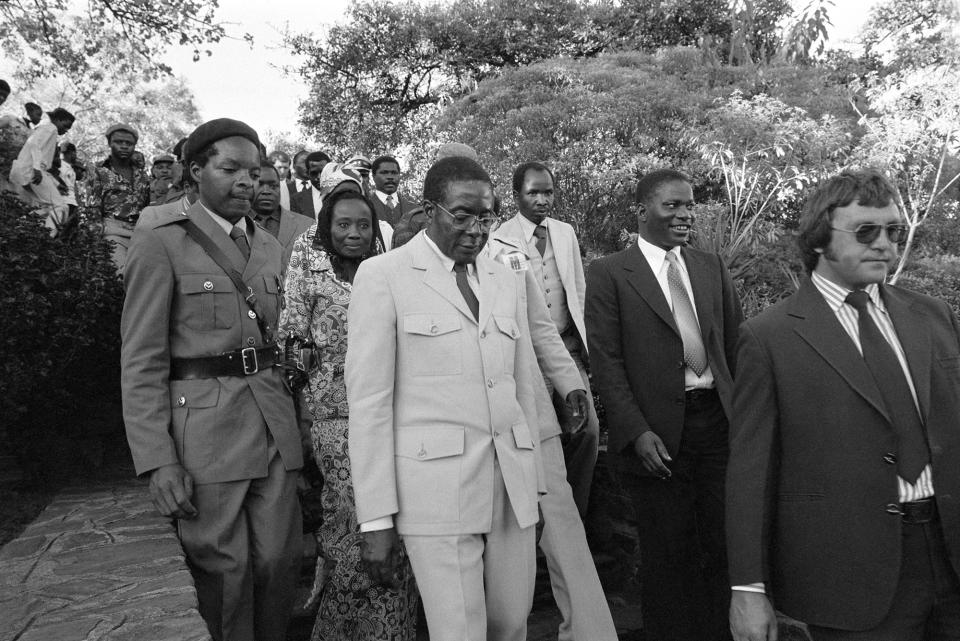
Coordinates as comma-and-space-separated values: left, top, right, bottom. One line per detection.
423, 232, 475, 276
199, 200, 250, 237
374, 189, 395, 205
515, 213, 545, 245
636, 234, 681, 274
810, 271, 884, 313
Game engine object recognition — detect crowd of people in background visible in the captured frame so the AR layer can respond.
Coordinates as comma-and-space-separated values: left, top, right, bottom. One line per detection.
5, 73, 959, 641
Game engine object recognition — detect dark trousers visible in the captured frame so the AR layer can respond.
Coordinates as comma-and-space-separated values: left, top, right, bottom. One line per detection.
808, 511, 960, 641
619, 390, 731, 641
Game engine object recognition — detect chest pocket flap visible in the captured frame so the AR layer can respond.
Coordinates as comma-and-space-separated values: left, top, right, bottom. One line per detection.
396, 427, 465, 460
180, 274, 234, 294
404, 313, 461, 337
493, 315, 520, 340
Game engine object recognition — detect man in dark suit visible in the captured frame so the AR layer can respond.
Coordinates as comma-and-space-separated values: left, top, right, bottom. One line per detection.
252, 162, 314, 270
290, 151, 330, 218
727, 169, 960, 641
586, 168, 743, 641
369, 154, 417, 227
121, 119, 303, 641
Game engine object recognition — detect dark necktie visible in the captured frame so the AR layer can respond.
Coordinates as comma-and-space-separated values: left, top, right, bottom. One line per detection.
533, 224, 548, 257
846, 290, 928, 481
666, 252, 708, 376
299, 180, 309, 191
230, 225, 250, 263
453, 263, 479, 321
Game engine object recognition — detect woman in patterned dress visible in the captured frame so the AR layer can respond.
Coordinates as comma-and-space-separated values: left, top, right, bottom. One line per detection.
279, 189, 419, 640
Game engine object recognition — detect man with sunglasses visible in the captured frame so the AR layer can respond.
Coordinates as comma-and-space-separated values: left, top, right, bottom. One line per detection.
728, 169, 960, 641
346, 156, 546, 641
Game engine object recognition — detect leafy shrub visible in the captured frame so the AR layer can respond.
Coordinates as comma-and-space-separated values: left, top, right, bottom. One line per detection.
897, 259, 960, 318
0, 193, 125, 486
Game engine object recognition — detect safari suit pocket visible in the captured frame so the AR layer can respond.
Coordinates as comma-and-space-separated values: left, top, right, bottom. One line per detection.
170, 379, 220, 468
403, 313, 463, 376
394, 426, 464, 523
493, 315, 520, 374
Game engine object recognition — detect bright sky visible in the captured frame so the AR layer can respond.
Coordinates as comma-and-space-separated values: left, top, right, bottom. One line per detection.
164, 0, 876, 147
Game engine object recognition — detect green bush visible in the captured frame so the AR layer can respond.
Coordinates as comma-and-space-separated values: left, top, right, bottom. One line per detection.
0, 193, 126, 486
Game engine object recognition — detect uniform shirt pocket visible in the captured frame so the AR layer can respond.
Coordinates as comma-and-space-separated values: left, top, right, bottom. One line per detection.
403, 313, 463, 376
179, 274, 237, 331
169, 379, 221, 467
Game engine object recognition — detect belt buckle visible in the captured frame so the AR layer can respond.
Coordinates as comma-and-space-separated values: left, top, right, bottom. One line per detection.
241, 347, 259, 375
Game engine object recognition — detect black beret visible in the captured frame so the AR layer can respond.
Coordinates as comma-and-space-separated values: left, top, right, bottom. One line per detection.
183, 118, 260, 165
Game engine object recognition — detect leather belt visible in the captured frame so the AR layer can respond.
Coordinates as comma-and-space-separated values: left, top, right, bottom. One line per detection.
900, 498, 937, 524
170, 346, 281, 380
685, 388, 718, 403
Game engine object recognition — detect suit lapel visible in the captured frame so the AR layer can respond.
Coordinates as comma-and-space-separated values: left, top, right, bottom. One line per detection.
790, 280, 891, 422
477, 257, 498, 330
623, 244, 679, 336
242, 220, 268, 282
277, 209, 294, 248
546, 218, 574, 288
412, 235, 477, 324
186, 203, 247, 273
682, 248, 715, 346
882, 286, 932, 422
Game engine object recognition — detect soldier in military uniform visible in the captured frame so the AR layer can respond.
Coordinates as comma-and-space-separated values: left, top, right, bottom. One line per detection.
120, 118, 303, 641
80, 123, 151, 273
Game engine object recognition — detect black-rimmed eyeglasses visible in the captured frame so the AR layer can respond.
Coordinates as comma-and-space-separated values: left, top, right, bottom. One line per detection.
429, 201, 499, 232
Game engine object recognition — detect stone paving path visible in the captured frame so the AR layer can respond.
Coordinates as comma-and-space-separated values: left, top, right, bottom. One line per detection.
0, 480, 209, 641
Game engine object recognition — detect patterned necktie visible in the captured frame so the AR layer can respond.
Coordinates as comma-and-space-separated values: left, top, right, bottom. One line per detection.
453, 263, 479, 321
665, 252, 707, 376
846, 290, 929, 481
230, 225, 250, 263
386, 194, 396, 208
533, 225, 548, 257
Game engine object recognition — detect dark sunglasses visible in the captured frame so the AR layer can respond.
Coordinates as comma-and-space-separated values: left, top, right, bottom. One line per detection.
830, 223, 908, 244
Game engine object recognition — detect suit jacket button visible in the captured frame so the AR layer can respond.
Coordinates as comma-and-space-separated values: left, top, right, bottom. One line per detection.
480, 331, 486, 338
177, 396, 186, 407
678, 360, 685, 369
494, 431, 500, 438
430, 325, 438, 334
487, 379, 495, 388
885, 503, 903, 515
883, 453, 897, 465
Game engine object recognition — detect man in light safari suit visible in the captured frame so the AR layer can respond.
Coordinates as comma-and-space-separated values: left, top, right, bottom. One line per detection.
346, 156, 544, 641
121, 119, 302, 641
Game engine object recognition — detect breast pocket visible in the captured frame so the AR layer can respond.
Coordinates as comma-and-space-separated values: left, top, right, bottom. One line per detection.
493, 315, 521, 374
403, 313, 463, 376
179, 274, 237, 331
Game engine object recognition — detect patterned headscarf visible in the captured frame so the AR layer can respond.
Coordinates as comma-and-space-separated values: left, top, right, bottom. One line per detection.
316, 163, 363, 200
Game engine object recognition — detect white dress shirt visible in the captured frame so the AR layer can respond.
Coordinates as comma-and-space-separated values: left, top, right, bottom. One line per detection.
636, 235, 714, 389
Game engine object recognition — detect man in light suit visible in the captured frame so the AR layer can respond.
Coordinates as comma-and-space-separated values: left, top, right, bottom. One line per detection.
728, 169, 960, 641
487, 163, 617, 641
252, 162, 314, 269
121, 119, 303, 641
346, 156, 544, 641
491, 161, 598, 516
586, 169, 743, 641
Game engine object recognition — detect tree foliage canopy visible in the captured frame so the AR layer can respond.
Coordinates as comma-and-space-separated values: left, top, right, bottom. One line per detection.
1, 0, 243, 81
289, 0, 796, 152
